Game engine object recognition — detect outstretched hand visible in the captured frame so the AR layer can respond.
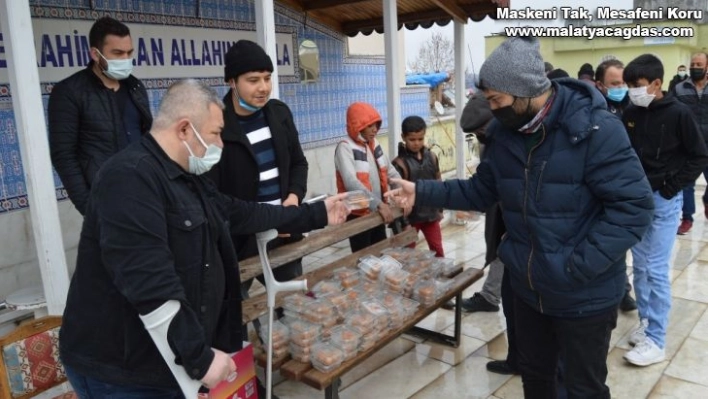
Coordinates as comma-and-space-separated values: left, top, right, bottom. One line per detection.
385, 179, 417, 211
324, 193, 350, 225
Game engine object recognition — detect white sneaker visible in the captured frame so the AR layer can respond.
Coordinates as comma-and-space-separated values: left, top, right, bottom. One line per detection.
623, 337, 665, 366
628, 318, 648, 346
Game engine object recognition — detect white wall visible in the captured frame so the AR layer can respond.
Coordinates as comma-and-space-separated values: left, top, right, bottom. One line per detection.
0, 201, 80, 301
347, 30, 407, 83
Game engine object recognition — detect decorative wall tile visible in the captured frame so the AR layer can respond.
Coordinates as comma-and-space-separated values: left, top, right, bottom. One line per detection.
0, 0, 429, 212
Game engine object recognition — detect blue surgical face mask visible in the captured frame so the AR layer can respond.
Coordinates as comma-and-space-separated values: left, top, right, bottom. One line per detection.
183, 122, 222, 175
232, 87, 262, 113
96, 50, 133, 80
606, 86, 628, 102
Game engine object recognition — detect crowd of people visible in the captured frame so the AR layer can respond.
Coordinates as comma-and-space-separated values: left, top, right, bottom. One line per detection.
41, 14, 708, 399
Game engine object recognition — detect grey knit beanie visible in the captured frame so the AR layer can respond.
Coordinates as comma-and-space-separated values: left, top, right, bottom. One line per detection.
479, 36, 551, 98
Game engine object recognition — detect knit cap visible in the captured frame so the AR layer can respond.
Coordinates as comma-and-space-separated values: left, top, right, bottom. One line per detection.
224, 40, 274, 81
478, 36, 550, 98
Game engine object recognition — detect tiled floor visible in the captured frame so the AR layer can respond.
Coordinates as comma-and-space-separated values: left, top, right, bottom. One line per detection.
272, 190, 708, 399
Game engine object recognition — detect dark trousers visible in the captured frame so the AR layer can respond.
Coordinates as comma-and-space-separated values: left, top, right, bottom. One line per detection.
348, 214, 387, 252
514, 297, 617, 399
66, 364, 184, 399
681, 170, 708, 221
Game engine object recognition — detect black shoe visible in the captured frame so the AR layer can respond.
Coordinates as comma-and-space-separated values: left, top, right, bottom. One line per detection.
619, 292, 637, 312
461, 293, 500, 313
486, 360, 518, 375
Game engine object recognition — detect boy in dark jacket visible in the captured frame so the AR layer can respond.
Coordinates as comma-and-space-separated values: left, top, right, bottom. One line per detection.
621, 54, 708, 366
392, 116, 444, 257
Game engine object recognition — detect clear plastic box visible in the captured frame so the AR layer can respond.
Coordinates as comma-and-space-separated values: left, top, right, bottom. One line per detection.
333, 267, 361, 289
345, 310, 376, 335
289, 341, 312, 363
311, 280, 343, 296
328, 325, 361, 352
413, 278, 437, 306
288, 319, 321, 346
432, 257, 458, 277
310, 342, 345, 373
301, 299, 337, 325
259, 320, 290, 351
342, 190, 375, 211
283, 293, 315, 314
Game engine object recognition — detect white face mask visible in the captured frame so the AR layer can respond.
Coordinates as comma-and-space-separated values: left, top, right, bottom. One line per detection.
96, 50, 133, 80
183, 122, 222, 175
628, 86, 656, 108
678, 70, 688, 78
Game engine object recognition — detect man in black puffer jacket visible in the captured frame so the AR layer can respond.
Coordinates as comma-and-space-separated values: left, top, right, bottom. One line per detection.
48, 17, 152, 215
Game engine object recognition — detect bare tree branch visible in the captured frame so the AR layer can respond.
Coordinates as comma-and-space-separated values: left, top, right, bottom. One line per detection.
409, 31, 455, 74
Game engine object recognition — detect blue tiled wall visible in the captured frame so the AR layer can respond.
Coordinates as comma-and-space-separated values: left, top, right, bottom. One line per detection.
0, 0, 429, 212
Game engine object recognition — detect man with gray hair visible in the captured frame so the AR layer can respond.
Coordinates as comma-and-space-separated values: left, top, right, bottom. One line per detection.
387, 36, 654, 397
58, 79, 349, 398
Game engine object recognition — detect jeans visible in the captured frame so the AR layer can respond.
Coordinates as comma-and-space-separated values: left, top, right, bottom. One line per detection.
631, 190, 682, 348
681, 169, 708, 221
514, 297, 617, 399
65, 364, 185, 399
479, 258, 504, 305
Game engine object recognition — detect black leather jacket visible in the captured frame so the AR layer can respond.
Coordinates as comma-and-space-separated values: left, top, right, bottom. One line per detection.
48, 64, 152, 214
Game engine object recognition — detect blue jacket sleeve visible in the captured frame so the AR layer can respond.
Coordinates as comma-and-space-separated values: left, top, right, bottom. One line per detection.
415, 159, 498, 212
567, 117, 654, 284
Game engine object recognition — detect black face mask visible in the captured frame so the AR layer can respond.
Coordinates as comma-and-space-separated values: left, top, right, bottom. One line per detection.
492, 97, 534, 131
690, 67, 706, 81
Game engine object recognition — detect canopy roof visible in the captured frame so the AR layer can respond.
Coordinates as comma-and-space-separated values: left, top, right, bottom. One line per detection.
277, 0, 509, 36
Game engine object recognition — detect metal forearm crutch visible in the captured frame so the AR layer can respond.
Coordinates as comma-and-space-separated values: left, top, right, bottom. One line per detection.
256, 229, 308, 399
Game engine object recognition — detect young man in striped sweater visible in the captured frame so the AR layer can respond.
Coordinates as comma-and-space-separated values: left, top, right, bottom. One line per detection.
207, 40, 309, 319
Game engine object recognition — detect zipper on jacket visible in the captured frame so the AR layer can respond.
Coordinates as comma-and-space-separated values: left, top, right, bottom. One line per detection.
130, 83, 151, 132
656, 124, 665, 160
535, 161, 547, 201
523, 125, 547, 313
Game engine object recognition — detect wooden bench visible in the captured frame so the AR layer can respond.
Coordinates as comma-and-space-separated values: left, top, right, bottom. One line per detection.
239, 211, 484, 399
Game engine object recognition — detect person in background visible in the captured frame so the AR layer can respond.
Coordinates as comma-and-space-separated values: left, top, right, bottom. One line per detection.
621, 54, 708, 366
546, 68, 569, 80
544, 61, 555, 75
594, 58, 637, 312
48, 16, 152, 215
335, 102, 402, 252
59, 79, 349, 398
391, 116, 444, 257
577, 62, 595, 82
671, 53, 708, 234
595, 59, 631, 117
668, 64, 688, 92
